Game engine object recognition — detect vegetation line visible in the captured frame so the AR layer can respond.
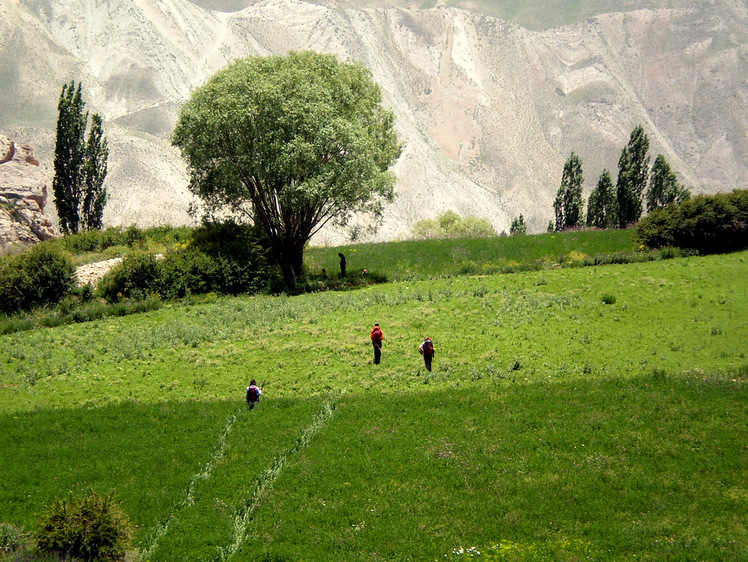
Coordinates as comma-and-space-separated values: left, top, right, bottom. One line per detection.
218, 400, 337, 561
140, 409, 242, 559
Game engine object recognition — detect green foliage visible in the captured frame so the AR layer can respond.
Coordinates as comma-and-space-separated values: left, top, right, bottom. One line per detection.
0, 523, 26, 555
616, 125, 650, 227
553, 152, 584, 230
509, 214, 526, 235
411, 210, 496, 239
81, 114, 109, 231
97, 222, 271, 302
53, 81, 109, 235
636, 189, 748, 254
0, 244, 76, 315
172, 51, 401, 288
97, 252, 161, 302
586, 168, 618, 228
35, 489, 132, 561
646, 153, 690, 212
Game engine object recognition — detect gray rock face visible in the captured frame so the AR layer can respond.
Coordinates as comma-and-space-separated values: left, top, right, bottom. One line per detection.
0, 135, 57, 248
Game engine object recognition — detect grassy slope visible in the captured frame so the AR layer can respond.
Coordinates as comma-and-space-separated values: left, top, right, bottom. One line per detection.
1, 247, 746, 559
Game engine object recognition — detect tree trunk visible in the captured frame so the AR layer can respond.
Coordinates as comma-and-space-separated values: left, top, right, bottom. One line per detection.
277, 238, 305, 290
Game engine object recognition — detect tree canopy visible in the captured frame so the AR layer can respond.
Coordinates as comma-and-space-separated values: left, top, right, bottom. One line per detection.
586, 169, 617, 229
53, 81, 108, 235
553, 152, 584, 231
172, 51, 401, 288
646, 153, 690, 212
616, 125, 650, 228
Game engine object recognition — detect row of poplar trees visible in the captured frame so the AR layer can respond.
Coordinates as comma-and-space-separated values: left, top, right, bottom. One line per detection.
53, 81, 109, 235
553, 125, 691, 232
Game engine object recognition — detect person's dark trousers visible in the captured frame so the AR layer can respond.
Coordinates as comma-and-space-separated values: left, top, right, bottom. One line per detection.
373, 343, 381, 364
424, 353, 433, 372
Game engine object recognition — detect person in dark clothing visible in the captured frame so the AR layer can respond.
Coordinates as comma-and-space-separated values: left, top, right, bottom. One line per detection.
338, 253, 347, 278
246, 379, 262, 410
419, 336, 435, 372
370, 323, 384, 364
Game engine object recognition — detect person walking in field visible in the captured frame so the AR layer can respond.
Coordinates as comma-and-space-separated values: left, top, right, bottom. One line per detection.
370, 323, 384, 364
246, 379, 262, 410
419, 336, 435, 372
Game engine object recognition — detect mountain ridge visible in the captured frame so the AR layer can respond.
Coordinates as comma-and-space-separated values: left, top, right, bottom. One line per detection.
1, 0, 745, 242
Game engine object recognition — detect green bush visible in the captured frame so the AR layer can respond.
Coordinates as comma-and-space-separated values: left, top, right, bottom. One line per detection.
0, 244, 76, 315
97, 222, 271, 302
0, 523, 26, 554
35, 489, 132, 561
636, 189, 748, 254
97, 252, 161, 302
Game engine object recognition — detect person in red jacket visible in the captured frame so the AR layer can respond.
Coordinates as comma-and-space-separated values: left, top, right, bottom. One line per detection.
370, 323, 384, 364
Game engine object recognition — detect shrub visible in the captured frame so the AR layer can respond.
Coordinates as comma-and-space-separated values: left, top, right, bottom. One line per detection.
0, 523, 26, 554
636, 189, 748, 254
97, 252, 161, 302
35, 489, 132, 561
0, 244, 76, 315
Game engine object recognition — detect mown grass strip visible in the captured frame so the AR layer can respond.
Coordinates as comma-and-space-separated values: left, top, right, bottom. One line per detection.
140, 408, 243, 560
217, 400, 337, 561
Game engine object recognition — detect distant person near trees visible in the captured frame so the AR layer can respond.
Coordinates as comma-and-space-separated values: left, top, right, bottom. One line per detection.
246, 379, 263, 410
370, 323, 384, 364
339, 253, 347, 278
419, 336, 435, 372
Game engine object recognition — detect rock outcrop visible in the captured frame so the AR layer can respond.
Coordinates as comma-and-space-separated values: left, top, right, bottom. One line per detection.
0, 135, 57, 248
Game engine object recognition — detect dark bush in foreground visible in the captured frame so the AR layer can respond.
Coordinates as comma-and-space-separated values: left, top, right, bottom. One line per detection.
35, 490, 132, 561
0, 244, 76, 315
636, 189, 748, 254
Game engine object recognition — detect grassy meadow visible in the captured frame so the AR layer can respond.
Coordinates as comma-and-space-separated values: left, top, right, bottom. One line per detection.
1, 232, 746, 560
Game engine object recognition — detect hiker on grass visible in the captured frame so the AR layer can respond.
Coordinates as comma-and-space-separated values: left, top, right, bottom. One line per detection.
246, 379, 262, 410
370, 323, 384, 365
419, 336, 435, 372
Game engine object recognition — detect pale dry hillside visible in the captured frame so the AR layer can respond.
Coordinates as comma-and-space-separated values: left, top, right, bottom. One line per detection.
1, 0, 745, 241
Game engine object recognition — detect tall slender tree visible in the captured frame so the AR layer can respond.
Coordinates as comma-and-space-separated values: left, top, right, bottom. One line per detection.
646, 153, 690, 212
586, 169, 617, 229
616, 125, 650, 227
53, 81, 108, 235
82, 114, 109, 231
553, 152, 584, 231
53, 81, 87, 235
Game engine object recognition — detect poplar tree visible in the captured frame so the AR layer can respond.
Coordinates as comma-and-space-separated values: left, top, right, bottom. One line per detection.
553, 152, 584, 231
53, 81, 108, 235
616, 125, 650, 227
586, 169, 618, 229
510, 214, 527, 235
82, 114, 109, 231
646, 153, 690, 212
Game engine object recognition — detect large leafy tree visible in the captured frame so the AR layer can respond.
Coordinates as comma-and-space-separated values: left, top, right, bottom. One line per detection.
646, 153, 690, 212
53, 81, 109, 235
586, 169, 618, 229
616, 125, 650, 227
553, 152, 584, 231
172, 51, 401, 288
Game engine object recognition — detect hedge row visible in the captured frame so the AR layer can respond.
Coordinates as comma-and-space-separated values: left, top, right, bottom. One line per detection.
636, 189, 748, 254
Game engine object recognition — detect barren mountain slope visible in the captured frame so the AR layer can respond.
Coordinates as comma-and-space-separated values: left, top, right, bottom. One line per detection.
1, 0, 745, 241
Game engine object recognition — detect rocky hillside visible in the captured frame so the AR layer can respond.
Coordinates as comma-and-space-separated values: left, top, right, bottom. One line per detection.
0, 135, 56, 248
1, 0, 745, 241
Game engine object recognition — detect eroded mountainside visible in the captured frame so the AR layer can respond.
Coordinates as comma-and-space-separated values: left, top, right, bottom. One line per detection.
1, 0, 745, 241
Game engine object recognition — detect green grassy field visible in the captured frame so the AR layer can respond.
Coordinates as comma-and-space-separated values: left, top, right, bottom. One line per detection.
1, 240, 746, 560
